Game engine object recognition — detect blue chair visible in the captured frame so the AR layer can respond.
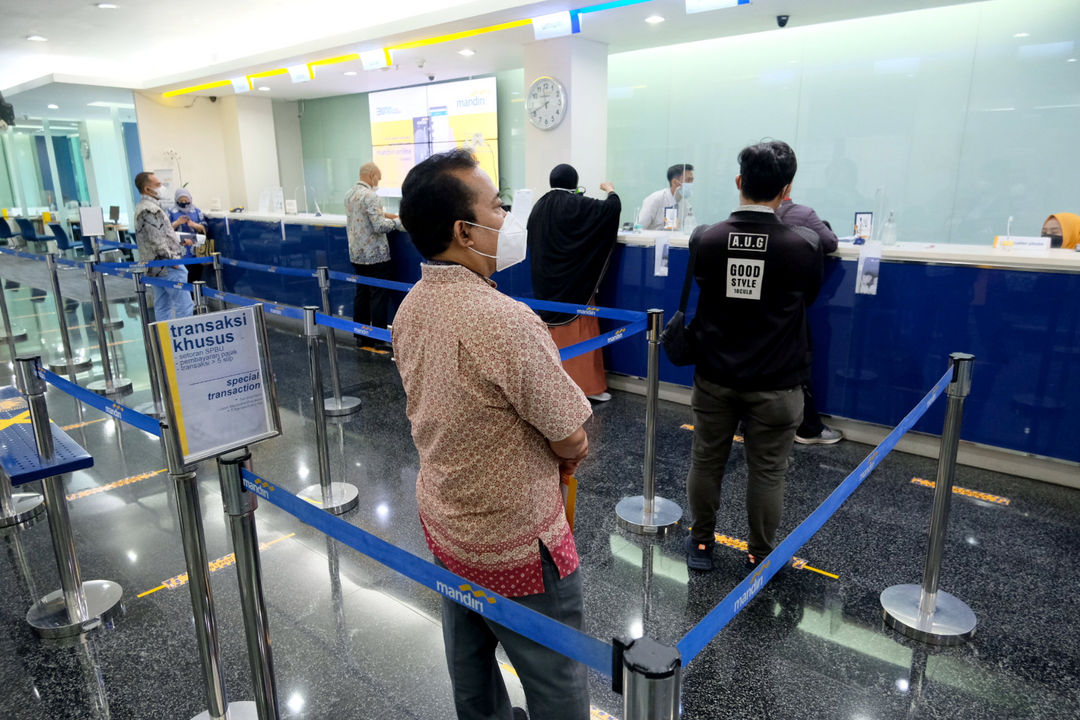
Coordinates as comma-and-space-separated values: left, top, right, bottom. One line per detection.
15, 218, 54, 252
0, 217, 17, 245
49, 222, 84, 263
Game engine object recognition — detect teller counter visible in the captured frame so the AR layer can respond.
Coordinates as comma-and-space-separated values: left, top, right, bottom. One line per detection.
206, 213, 1080, 471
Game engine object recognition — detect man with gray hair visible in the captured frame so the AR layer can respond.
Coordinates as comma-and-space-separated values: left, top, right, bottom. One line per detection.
345, 162, 403, 349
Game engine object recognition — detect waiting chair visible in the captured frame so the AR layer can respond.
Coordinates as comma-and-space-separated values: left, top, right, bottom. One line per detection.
15, 218, 54, 252
49, 222, 84, 266
0, 217, 17, 246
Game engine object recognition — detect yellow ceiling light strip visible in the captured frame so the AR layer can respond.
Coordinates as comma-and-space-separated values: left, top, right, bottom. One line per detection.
385, 18, 531, 55
247, 68, 288, 81
307, 52, 361, 77
162, 79, 232, 99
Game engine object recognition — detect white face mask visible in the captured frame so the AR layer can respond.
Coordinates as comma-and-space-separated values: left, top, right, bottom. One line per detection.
679, 181, 694, 199
465, 211, 528, 272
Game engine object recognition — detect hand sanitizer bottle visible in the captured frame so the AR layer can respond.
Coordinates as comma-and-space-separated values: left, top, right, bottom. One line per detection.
881, 211, 898, 246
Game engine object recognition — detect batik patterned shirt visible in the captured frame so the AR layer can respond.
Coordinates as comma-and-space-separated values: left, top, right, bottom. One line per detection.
393, 263, 592, 597
134, 195, 183, 277
344, 181, 403, 265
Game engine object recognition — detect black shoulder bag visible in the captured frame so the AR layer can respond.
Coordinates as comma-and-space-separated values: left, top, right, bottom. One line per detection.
660, 227, 702, 366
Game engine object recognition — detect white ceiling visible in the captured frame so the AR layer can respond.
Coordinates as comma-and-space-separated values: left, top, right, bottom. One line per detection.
3, 0, 985, 106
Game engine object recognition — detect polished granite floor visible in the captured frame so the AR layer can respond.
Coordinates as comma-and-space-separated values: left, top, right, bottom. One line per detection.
1, 256, 1079, 719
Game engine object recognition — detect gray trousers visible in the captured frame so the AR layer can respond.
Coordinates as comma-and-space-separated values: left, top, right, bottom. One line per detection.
439, 544, 589, 720
686, 375, 803, 558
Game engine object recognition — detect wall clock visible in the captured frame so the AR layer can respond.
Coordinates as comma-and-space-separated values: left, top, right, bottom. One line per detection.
526, 76, 567, 130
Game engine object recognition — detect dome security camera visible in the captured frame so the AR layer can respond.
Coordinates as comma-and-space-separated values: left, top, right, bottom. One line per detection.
777, 15, 790, 28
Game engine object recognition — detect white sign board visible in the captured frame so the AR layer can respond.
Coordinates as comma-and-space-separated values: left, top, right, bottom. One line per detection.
79, 206, 105, 237
151, 305, 281, 464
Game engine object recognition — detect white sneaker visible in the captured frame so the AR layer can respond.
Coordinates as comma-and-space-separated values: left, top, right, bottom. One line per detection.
587, 392, 612, 402
795, 426, 844, 445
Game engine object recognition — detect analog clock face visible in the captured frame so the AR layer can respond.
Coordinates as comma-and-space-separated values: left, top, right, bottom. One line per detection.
526, 76, 567, 130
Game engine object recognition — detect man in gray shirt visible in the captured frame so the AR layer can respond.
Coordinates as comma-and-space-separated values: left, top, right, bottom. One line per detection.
133, 171, 193, 320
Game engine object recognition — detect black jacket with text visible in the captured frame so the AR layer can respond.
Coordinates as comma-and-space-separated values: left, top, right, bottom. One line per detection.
690, 208, 823, 391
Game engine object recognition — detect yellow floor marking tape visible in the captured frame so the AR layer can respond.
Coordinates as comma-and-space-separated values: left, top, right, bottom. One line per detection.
910, 477, 1010, 506
67, 468, 167, 502
61, 418, 109, 431
497, 663, 618, 719
12, 311, 56, 320
40, 323, 95, 334
714, 533, 839, 580
680, 425, 743, 443
138, 533, 296, 598
108, 339, 134, 348
358, 346, 391, 356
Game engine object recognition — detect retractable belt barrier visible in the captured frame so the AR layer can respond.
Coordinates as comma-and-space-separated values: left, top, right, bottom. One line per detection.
140, 275, 197, 293
98, 256, 211, 269
675, 365, 955, 663
99, 239, 139, 251
315, 311, 393, 344
221, 257, 319, 279
41, 369, 162, 437
326, 269, 413, 293
0, 246, 44, 261
240, 467, 614, 674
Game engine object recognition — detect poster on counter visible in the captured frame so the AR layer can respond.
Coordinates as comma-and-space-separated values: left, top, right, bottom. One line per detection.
654, 235, 670, 277
855, 242, 881, 295
150, 305, 281, 465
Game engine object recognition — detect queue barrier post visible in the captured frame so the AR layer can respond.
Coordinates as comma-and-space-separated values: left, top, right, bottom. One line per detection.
43, 254, 93, 378
14, 356, 122, 637
0, 268, 29, 353
130, 270, 165, 418
193, 280, 208, 315
217, 449, 281, 720
316, 266, 360, 416
89, 238, 123, 331
212, 253, 227, 310
881, 352, 978, 646
616, 308, 682, 534
84, 262, 132, 396
297, 306, 358, 514
613, 635, 682, 720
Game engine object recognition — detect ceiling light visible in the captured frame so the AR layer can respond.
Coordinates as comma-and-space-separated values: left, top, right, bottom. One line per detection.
47, 104, 59, 110
87, 101, 136, 109
97, 3, 118, 8
257, 86, 270, 91
26, 35, 48, 42
1068, 58, 1078, 63
645, 15, 665, 24
1013, 32, 1030, 38
458, 48, 476, 57
343, 71, 357, 76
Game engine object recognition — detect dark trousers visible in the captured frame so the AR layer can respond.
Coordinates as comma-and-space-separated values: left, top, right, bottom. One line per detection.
351, 260, 393, 335
687, 375, 803, 559
438, 545, 589, 720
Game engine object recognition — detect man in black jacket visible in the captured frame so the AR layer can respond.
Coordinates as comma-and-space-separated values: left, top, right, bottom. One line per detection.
686, 141, 823, 572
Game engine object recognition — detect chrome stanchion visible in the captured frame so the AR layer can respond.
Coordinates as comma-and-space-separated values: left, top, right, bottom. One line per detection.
297, 306, 358, 514
617, 309, 682, 534
161, 421, 257, 720
131, 270, 165, 418
15, 357, 122, 637
192, 280, 208, 315
0, 458, 46, 528
616, 636, 681, 720
44, 254, 93, 377
85, 262, 132, 396
89, 238, 123, 330
217, 449, 281, 720
881, 352, 978, 646
316, 267, 360, 416
212, 253, 226, 309
0, 269, 28, 354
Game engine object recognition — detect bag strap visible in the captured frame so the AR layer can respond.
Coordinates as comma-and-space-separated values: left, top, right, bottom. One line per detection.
678, 226, 703, 313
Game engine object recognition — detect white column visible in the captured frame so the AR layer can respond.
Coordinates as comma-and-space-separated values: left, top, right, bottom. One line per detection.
523, 36, 608, 198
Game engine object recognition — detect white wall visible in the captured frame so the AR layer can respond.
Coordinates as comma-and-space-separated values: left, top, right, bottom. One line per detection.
133, 92, 231, 209
221, 95, 282, 211
272, 100, 305, 205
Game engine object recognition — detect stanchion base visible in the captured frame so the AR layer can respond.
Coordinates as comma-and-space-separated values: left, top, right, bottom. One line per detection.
100, 318, 124, 330
87, 377, 134, 397
47, 355, 94, 374
0, 327, 28, 344
133, 401, 164, 418
881, 583, 977, 646
298, 482, 359, 515
324, 395, 361, 416
26, 579, 124, 639
192, 700, 259, 720
0, 492, 46, 528
616, 495, 682, 535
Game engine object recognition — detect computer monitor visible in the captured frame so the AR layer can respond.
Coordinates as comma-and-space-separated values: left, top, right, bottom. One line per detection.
108, 205, 120, 223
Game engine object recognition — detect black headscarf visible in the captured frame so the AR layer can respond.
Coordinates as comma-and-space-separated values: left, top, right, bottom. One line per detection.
527, 167, 622, 325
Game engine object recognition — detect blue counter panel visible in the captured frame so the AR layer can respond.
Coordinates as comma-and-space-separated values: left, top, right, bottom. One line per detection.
207, 218, 1078, 463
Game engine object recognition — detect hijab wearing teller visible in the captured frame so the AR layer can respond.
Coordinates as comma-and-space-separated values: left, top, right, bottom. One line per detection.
1043, 212, 1080, 250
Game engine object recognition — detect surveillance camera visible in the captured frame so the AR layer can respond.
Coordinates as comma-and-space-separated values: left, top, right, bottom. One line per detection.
428, 73, 435, 82
777, 15, 789, 28
209, 95, 217, 103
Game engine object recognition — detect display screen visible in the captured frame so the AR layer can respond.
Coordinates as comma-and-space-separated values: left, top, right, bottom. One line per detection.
369, 77, 499, 193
